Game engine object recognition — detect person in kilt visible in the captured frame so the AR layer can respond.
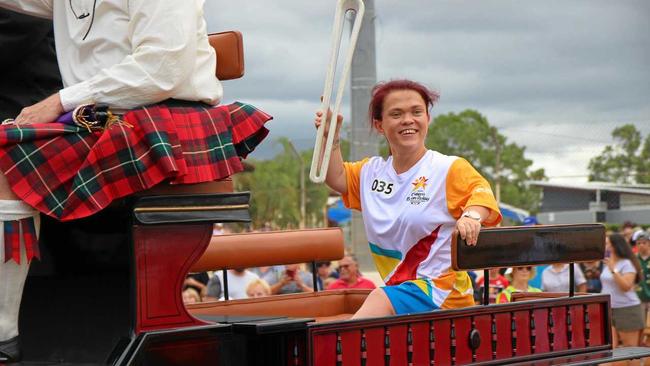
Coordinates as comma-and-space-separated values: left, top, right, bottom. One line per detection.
0, 0, 271, 361
0, 8, 61, 360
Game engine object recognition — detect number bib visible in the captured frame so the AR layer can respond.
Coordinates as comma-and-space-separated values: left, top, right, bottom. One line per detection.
356, 150, 458, 282
341, 150, 498, 284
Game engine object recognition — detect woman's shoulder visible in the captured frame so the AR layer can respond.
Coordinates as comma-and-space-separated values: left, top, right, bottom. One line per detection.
618, 258, 637, 272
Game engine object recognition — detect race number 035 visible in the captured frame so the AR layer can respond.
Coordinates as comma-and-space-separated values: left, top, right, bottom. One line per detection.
371, 179, 393, 195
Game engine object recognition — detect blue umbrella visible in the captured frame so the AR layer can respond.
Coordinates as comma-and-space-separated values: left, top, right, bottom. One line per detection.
327, 200, 351, 224
499, 202, 529, 223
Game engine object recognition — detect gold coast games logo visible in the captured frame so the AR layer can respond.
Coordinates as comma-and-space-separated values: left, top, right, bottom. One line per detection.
407, 176, 430, 205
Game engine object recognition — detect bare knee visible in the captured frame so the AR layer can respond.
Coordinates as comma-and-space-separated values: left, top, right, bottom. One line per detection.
352, 288, 395, 319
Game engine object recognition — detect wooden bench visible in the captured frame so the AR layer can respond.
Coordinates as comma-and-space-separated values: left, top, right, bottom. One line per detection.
187, 228, 372, 322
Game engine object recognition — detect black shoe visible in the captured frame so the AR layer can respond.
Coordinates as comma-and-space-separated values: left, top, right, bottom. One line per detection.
0, 336, 21, 363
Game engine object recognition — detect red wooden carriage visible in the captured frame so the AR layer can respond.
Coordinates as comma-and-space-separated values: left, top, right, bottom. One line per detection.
11, 31, 650, 365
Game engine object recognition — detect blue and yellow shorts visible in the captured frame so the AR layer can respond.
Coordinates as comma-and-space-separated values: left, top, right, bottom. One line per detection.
382, 271, 475, 315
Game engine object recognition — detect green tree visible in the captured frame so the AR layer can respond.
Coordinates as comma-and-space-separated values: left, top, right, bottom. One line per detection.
425, 109, 546, 212
588, 124, 650, 184
233, 138, 331, 229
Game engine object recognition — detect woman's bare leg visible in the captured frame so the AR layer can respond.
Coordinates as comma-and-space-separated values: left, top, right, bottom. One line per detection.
351, 288, 395, 319
608, 328, 642, 366
617, 330, 642, 366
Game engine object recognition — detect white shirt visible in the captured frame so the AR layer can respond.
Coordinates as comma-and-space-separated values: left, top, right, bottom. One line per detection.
601, 259, 641, 309
210, 270, 259, 300
0, 0, 223, 112
541, 264, 586, 293
342, 150, 499, 285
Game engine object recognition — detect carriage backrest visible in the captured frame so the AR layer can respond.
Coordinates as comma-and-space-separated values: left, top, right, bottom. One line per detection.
451, 224, 605, 271
209, 31, 245, 80
191, 228, 345, 272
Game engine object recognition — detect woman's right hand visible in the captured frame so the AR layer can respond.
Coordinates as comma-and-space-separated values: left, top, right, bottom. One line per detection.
314, 109, 344, 145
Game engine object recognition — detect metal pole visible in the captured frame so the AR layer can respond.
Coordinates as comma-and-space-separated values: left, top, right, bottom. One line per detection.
349, 0, 377, 271
569, 263, 575, 297
483, 269, 490, 305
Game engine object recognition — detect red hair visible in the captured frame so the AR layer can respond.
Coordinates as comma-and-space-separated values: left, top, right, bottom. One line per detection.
368, 79, 439, 129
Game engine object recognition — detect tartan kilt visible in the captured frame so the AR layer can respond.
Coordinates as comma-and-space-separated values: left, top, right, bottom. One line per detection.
0, 101, 272, 221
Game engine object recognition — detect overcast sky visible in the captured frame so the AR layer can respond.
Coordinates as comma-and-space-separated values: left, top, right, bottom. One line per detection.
204, 0, 650, 182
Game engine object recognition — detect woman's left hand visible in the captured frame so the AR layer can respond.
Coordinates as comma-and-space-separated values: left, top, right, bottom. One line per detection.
455, 216, 482, 246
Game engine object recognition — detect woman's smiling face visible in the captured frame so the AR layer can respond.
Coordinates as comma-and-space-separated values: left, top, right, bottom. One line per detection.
373, 89, 429, 155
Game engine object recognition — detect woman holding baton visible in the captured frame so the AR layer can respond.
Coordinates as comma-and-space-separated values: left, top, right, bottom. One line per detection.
315, 79, 501, 318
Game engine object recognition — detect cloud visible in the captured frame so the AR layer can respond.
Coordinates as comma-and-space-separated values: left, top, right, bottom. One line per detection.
205, 0, 650, 182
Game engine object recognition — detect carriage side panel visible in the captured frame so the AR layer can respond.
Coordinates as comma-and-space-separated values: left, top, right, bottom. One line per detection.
433, 319, 452, 365
473, 315, 493, 362
312, 333, 337, 366
514, 310, 532, 357
454, 317, 473, 364
533, 308, 550, 354
409, 322, 430, 366
340, 330, 361, 366
495, 312, 513, 359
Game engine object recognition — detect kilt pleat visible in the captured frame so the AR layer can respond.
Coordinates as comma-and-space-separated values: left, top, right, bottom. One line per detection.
0, 101, 272, 221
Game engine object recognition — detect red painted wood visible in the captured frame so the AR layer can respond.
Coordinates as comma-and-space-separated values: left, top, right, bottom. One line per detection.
287, 333, 306, 366
514, 310, 531, 357
533, 308, 550, 354
571, 305, 586, 349
495, 313, 512, 359
551, 307, 568, 351
410, 322, 430, 366
364, 327, 385, 366
133, 224, 212, 334
473, 315, 492, 362
587, 303, 605, 346
433, 319, 452, 366
454, 317, 473, 364
341, 330, 362, 366
388, 324, 407, 366
312, 333, 337, 366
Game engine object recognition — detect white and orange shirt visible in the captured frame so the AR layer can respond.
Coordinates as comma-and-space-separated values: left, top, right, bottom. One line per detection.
342, 150, 501, 285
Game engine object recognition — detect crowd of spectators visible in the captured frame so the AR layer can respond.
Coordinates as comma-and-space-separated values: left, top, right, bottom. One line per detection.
181, 224, 377, 304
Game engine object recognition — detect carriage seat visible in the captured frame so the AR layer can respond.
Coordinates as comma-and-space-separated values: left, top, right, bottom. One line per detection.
187, 228, 370, 322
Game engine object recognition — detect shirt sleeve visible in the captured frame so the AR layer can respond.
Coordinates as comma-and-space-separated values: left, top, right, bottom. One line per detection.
342, 158, 369, 211
58, 0, 203, 111
620, 259, 637, 275
445, 158, 502, 226
0, 0, 53, 19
